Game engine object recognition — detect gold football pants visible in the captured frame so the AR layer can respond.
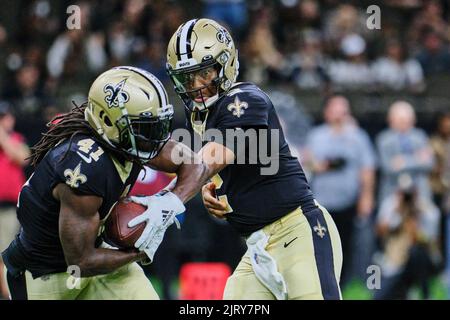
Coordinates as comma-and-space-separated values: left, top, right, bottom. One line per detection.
223, 203, 343, 300
4, 262, 158, 300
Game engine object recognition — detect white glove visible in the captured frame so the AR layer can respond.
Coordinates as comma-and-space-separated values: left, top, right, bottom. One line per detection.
140, 228, 165, 265
128, 191, 185, 252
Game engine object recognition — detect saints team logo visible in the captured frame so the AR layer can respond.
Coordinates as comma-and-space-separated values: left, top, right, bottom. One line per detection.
227, 96, 248, 118
104, 79, 129, 108
216, 27, 232, 47
313, 219, 327, 238
64, 162, 87, 188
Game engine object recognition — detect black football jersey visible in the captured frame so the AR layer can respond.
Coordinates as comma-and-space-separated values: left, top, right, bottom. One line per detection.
7, 134, 140, 278
185, 82, 316, 236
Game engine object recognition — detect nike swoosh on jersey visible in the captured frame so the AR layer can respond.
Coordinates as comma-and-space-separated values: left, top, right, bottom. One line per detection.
76, 151, 92, 163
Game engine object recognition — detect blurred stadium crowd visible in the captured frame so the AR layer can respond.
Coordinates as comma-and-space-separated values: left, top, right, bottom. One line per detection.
0, 0, 450, 299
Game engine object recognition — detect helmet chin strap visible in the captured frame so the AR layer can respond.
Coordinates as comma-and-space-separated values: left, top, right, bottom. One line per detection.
193, 92, 219, 111
192, 74, 223, 111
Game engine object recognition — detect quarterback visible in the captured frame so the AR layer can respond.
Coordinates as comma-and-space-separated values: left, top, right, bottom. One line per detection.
1, 66, 211, 300
165, 18, 343, 299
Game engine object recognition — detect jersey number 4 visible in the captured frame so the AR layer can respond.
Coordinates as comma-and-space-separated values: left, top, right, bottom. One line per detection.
77, 138, 104, 163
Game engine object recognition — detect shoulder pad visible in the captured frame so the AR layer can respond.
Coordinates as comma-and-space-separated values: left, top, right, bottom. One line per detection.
215, 83, 271, 129
51, 136, 111, 197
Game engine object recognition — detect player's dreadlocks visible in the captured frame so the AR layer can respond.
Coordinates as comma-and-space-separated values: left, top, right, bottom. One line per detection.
30, 102, 142, 168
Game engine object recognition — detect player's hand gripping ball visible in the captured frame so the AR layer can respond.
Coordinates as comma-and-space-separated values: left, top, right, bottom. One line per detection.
104, 198, 146, 249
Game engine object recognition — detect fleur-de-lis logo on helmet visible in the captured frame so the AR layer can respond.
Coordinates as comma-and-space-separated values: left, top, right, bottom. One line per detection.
216, 28, 232, 47
64, 162, 87, 188
103, 79, 130, 108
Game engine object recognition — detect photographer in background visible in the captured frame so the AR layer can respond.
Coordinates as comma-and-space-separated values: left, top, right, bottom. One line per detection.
304, 95, 377, 287
374, 174, 441, 300
0, 101, 30, 299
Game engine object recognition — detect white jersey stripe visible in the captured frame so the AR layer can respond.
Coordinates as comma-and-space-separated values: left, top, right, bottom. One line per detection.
115, 66, 168, 107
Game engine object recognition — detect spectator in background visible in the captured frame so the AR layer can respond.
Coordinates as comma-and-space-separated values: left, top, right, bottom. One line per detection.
136, 40, 169, 83
372, 38, 425, 93
46, 2, 108, 80
287, 30, 330, 90
107, 0, 149, 66
303, 95, 377, 287
385, 0, 422, 9
2, 64, 49, 147
0, 23, 7, 89
47, 29, 107, 80
3, 64, 44, 117
0, 101, 30, 299
14, 0, 60, 47
429, 112, 450, 265
415, 30, 450, 76
277, 0, 322, 47
430, 112, 450, 213
202, 0, 247, 37
0, 24, 7, 46
376, 101, 434, 202
161, 5, 185, 40
323, 3, 370, 46
122, 0, 148, 30
241, 7, 287, 85
297, 0, 322, 30
106, 21, 135, 65
327, 33, 374, 90
408, 0, 450, 48
374, 174, 441, 300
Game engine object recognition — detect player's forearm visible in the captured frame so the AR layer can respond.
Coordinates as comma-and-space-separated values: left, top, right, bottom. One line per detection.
71, 248, 146, 277
171, 162, 211, 203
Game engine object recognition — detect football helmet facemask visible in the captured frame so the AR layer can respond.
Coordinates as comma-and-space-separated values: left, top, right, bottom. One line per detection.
85, 66, 173, 162
166, 18, 239, 111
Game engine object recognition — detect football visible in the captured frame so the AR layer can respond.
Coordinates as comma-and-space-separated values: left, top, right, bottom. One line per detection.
104, 198, 147, 249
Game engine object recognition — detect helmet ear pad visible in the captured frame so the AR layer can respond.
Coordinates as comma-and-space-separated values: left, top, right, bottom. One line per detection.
101, 111, 113, 127
217, 51, 237, 92
85, 100, 121, 147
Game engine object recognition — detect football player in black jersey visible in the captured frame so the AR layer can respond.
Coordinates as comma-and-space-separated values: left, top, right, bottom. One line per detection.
166, 19, 343, 299
1, 66, 212, 299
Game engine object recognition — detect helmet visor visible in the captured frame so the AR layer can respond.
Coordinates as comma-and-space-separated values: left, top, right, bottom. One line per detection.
169, 62, 221, 96
117, 110, 173, 161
